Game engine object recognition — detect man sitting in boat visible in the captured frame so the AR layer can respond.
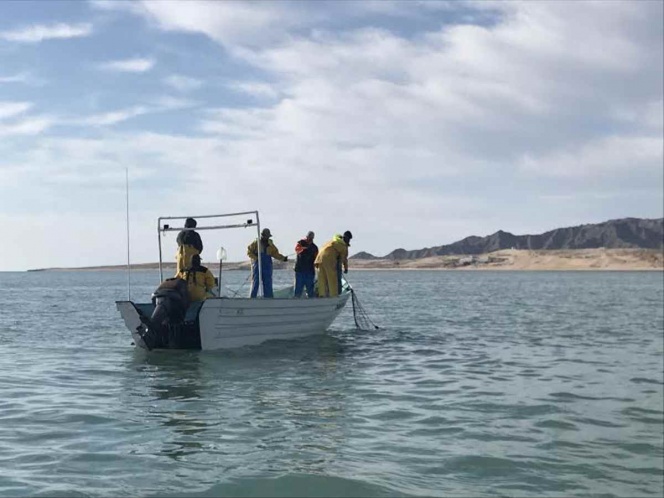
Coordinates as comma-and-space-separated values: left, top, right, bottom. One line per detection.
247, 228, 288, 298
177, 254, 216, 302
175, 217, 203, 274
315, 231, 352, 297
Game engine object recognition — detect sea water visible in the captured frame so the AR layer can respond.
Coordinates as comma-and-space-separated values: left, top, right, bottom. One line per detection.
0, 270, 662, 497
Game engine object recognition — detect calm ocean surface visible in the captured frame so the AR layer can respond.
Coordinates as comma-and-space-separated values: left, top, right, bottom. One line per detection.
0, 270, 662, 497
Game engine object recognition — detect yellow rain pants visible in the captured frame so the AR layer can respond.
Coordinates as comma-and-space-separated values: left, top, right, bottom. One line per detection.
317, 260, 339, 297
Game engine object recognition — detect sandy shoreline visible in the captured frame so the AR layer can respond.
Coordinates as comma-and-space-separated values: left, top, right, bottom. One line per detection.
350, 248, 664, 271
31, 248, 663, 272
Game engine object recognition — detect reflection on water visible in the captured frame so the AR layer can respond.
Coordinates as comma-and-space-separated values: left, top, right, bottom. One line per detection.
121, 336, 351, 466
137, 351, 204, 401
124, 351, 205, 460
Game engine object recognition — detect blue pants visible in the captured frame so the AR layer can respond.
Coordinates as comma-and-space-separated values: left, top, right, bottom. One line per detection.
250, 255, 273, 298
294, 272, 315, 298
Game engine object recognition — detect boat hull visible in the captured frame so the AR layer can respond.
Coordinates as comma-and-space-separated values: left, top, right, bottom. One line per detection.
116, 292, 350, 350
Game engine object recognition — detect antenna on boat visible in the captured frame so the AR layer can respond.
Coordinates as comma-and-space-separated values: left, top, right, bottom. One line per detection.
256, 211, 263, 298
125, 167, 131, 300
216, 246, 227, 296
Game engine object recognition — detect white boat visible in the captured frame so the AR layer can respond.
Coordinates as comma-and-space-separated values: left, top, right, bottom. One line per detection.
116, 211, 351, 350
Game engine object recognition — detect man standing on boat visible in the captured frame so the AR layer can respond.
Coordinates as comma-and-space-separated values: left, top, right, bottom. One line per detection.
247, 228, 288, 298
294, 231, 318, 298
315, 231, 352, 297
176, 218, 203, 274
177, 254, 216, 302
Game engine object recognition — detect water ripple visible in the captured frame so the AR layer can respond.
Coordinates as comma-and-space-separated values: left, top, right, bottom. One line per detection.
0, 270, 662, 497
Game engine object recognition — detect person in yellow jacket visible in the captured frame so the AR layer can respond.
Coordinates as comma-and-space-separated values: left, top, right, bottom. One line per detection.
176, 254, 216, 302
315, 231, 352, 297
175, 218, 203, 275
247, 228, 288, 298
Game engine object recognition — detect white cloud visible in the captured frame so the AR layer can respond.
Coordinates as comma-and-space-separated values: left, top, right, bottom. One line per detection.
71, 97, 197, 127
163, 74, 203, 92
99, 57, 155, 73
0, 102, 53, 136
227, 81, 279, 99
89, 0, 143, 15
199, 107, 274, 138
79, 106, 150, 126
0, 23, 92, 43
96, 0, 454, 48
519, 135, 663, 178
0, 72, 46, 86
1, 98, 196, 135
0, 101, 32, 120
612, 99, 664, 131
0, 117, 53, 136
97, 0, 318, 47
0, 73, 28, 83
1, 1, 662, 270
180, 0, 662, 255
150, 95, 198, 110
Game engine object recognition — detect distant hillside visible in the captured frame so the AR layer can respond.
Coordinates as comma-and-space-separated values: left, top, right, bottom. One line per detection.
351, 251, 380, 260
351, 217, 664, 260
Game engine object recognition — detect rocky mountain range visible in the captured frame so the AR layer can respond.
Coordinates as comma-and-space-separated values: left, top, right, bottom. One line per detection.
351, 217, 664, 260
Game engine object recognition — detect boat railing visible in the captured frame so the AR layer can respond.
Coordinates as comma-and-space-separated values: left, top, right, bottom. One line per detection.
156, 210, 265, 296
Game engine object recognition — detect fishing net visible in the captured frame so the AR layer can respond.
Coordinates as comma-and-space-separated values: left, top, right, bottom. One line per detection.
350, 288, 380, 331
229, 273, 252, 297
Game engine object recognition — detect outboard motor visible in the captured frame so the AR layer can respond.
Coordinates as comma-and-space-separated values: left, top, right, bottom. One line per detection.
139, 278, 189, 349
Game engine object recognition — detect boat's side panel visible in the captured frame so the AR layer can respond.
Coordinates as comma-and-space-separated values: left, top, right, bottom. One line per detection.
198, 293, 350, 350
116, 301, 150, 350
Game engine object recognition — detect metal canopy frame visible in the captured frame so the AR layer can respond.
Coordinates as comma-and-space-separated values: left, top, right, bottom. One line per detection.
157, 210, 264, 297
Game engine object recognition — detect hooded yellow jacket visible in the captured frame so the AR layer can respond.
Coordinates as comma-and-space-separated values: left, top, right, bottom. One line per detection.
315, 234, 349, 272
176, 266, 216, 302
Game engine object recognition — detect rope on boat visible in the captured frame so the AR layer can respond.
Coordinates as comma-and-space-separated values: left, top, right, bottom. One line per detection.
226, 253, 294, 298
229, 272, 253, 297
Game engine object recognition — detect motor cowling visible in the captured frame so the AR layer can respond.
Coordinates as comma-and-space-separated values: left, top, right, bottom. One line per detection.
139, 278, 190, 349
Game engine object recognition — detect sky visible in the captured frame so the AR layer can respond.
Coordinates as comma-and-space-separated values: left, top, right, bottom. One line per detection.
0, 0, 662, 271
